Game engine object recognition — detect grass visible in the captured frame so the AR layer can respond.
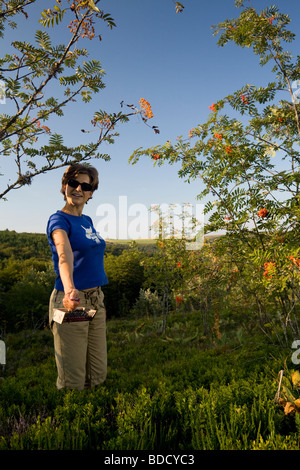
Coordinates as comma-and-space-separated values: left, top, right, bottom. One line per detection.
0, 309, 299, 450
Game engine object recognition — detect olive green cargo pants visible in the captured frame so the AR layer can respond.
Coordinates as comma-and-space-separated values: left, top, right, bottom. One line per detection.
49, 287, 107, 390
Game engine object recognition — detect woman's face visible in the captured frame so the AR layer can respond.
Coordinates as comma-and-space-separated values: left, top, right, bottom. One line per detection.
64, 173, 93, 207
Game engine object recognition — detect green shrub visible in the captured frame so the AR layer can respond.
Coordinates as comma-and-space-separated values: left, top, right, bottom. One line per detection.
0, 311, 298, 450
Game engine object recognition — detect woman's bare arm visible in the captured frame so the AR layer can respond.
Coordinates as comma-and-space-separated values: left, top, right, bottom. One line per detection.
52, 228, 80, 310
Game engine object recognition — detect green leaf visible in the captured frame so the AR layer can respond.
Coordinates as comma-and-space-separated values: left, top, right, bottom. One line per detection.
35, 30, 51, 50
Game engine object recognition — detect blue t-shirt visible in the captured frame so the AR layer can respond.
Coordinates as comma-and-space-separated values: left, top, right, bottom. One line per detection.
47, 210, 108, 291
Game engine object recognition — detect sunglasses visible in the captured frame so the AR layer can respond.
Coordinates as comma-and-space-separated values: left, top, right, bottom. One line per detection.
67, 178, 93, 192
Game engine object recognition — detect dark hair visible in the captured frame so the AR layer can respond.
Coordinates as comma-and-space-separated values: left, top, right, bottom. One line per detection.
61, 163, 99, 200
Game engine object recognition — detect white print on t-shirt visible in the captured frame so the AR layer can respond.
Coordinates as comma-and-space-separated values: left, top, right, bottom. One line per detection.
81, 225, 103, 244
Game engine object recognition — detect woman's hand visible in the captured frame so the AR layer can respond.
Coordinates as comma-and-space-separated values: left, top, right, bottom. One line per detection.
63, 289, 80, 311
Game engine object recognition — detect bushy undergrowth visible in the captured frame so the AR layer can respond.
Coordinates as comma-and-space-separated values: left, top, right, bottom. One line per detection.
0, 311, 299, 450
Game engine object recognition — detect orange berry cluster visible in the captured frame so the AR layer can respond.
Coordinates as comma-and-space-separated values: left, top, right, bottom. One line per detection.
31, 119, 51, 134
67, 1, 96, 39
139, 98, 153, 120
257, 208, 268, 218
214, 132, 223, 139
91, 116, 114, 129
68, 19, 95, 39
263, 262, 276, 279
289, 255, 300, 267
189, 128, 195, 138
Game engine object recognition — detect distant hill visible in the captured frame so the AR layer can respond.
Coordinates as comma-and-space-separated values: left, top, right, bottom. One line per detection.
0, 230, 51, 261
0, 230, 223, 261
0, 230, 157, 260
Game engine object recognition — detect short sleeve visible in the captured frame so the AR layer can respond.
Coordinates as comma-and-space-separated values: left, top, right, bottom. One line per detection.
46, 212, 70, 242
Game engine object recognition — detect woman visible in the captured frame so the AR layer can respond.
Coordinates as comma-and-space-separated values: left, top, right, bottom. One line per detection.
47, 163, 108, 390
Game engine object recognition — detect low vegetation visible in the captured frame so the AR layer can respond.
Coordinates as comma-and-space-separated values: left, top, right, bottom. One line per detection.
0, 310, 299, 450
0, 231, 300, 450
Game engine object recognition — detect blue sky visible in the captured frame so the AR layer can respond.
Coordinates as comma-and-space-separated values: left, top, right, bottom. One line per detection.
1, 0, 300, 238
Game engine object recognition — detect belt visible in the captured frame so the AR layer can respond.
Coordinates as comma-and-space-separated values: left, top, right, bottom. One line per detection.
56, 286, 101, 299
81, 286, 101, 299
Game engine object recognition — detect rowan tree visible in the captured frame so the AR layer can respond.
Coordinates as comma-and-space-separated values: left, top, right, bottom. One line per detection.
130, 1, 300, 341
0, 0, 166, 200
